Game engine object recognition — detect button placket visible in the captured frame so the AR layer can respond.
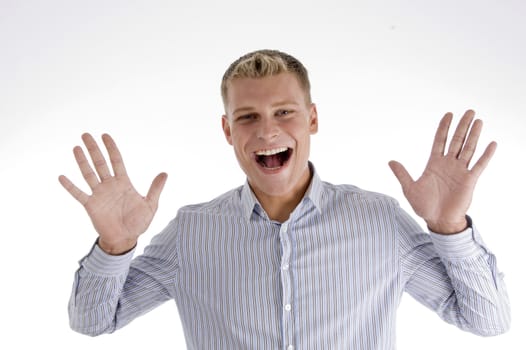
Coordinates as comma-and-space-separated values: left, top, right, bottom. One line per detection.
279, 221, 294, 350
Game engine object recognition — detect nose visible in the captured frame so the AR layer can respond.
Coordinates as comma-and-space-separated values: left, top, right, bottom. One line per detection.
257, 117, 279, 141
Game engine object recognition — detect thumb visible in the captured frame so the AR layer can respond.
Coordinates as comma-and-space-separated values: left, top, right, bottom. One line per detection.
388, 161, 414, 190
146, 172, 168, 208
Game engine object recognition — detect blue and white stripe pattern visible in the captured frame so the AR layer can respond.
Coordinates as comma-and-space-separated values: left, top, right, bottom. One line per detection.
69, 167, 510, 349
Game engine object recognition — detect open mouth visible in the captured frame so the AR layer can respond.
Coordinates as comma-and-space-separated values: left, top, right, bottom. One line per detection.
255, 147, 292, 169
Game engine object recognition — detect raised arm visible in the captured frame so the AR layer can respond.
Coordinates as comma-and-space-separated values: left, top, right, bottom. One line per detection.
390, 110, 510, 335
59, 133, 167, 254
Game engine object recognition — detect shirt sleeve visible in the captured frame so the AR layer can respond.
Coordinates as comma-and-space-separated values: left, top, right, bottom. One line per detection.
68, 223, 179, 336
397, 209, 511, 336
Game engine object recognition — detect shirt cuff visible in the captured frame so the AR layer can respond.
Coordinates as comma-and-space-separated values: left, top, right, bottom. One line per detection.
428, 217, 486, 260
79, 242, 135, 276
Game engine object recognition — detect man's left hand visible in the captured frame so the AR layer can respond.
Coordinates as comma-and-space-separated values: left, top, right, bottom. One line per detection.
388, 110, 497, 234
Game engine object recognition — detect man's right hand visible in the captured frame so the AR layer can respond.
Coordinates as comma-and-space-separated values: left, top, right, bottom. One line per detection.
59, 133, 167, 255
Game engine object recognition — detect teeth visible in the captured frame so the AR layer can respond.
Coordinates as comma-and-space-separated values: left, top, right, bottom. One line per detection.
255, 147, 288, 156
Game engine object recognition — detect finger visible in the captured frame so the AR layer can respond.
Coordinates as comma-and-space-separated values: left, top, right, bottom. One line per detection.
146, 172, 168, 209
447, 110, 475, 157
470, 141, 497, 178
73, 145, 100, 189
82, 133, 112, 181
388, 161, 414, 191
58, 175, 89, 205
431, 112, 453, 156
458, 119, 483, 165
102, 134, 128, 177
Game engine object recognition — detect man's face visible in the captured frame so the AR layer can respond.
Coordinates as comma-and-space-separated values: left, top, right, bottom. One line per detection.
222, 72, 318, 200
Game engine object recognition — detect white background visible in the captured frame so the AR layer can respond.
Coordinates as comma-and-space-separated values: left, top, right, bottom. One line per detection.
1, 0, 525, 348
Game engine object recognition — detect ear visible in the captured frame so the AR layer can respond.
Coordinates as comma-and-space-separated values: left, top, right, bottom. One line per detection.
309, 103, 319, 135
222, 115, 233, 145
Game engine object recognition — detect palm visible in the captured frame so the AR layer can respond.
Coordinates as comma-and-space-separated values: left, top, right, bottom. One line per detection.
402, 154, 476, 224
389, 111, 496, 234
85, 178, 155, 240
59, 133, 167, 253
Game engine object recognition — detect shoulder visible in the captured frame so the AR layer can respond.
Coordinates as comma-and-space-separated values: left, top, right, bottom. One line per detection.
317, 180, 406, 228
146, 187, 245, 252
321, 180, 399, 209
320, 181, 424, 239
158, 186, 244, 238
176, 186, 244, 218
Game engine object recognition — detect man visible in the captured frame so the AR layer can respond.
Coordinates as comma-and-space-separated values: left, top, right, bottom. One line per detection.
60, 50, 510, 349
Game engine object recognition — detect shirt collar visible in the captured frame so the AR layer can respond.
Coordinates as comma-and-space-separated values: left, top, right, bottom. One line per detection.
241, 181, 261, 220
303, 162, 323, 214
240, 162, 323, 221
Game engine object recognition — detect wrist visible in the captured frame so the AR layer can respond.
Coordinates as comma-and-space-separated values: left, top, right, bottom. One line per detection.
426, 216, 469, 235
98, 237, 137, 255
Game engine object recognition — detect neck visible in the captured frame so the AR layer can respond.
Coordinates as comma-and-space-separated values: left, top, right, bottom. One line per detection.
251, 167, 313, 223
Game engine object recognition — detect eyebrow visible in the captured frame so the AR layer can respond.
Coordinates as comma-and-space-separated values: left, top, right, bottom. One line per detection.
232, 107, 254, 116
232, 101, 300, 116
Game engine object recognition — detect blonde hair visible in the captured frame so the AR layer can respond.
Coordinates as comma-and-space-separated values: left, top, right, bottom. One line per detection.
221, 49, 312, 107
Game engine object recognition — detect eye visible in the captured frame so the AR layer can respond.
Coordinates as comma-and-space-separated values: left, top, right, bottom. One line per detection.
236, 114, 257, 122
276, 109, 293, 117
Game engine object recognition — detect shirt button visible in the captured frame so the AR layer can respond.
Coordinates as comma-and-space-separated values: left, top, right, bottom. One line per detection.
284, 304, 292, 311
281, 223, 288, 232
287, 345, 294, 350
282, 263, 289, 270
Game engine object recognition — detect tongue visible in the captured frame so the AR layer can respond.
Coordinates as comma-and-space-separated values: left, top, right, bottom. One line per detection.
262, 154, 282, 168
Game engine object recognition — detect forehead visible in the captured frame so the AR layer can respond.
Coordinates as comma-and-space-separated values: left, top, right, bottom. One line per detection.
225, 73, 307, 113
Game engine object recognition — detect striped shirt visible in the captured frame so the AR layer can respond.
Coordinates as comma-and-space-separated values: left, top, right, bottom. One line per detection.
69, 166, 510, 349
